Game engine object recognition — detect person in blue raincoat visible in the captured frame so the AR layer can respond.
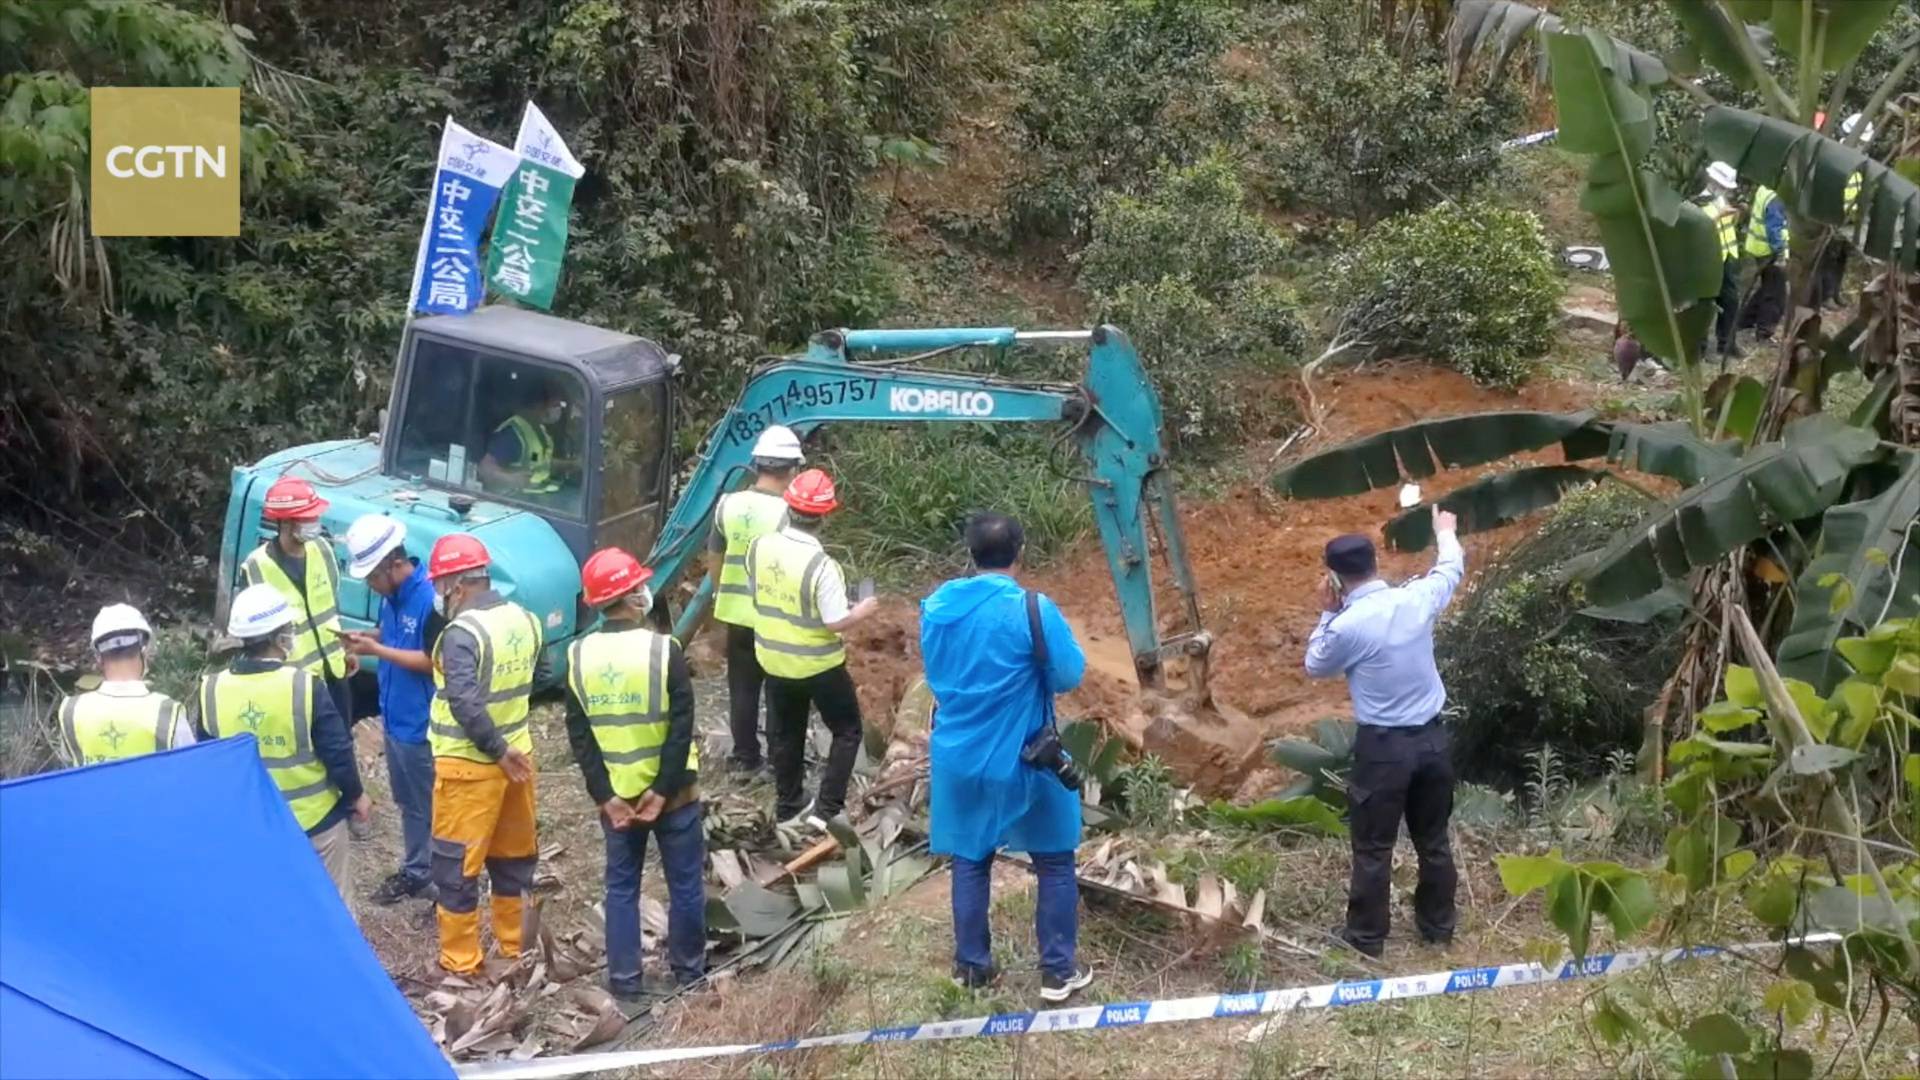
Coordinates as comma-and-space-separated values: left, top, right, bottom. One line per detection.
921, 512, 1092, 1003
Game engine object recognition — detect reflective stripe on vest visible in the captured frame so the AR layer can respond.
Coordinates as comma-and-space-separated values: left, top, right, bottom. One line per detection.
497, 415, 557, 494
200, 666, 338, 829
713, 490, 788, 626
1745, 187, 1789, 257
568, 627, 698, 798
241, 541, 346, 679
60, 690, 177, 765
429, 602, 542, 762
1711, 198, 1739, 262
747, 531, 846, 679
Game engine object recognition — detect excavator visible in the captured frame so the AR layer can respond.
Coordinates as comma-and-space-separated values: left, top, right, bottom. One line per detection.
216, 308, 1240, 768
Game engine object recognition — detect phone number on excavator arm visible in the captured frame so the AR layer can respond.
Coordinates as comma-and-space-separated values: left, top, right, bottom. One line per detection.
723, 377, 881, 447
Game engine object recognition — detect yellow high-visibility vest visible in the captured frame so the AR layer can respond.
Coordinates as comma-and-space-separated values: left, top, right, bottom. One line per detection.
240, 541, 346, 680
200, 665, 339, 830
713, 490, 788, 627
747, 531, 846, 679
429, 601, 542, 763
59, 688, 180, 765
1745, 186, 1789, 258
568, 627, 697, 798
495, 415, 557, 494
1710, 197, 1740, 262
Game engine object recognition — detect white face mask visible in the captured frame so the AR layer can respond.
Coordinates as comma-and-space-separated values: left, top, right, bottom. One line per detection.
433, 588, 450, 617
544, 403, 564, 424
294, 521, 323, 543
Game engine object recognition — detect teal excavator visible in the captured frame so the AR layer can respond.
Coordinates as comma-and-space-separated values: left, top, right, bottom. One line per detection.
216, 308, 1215, 707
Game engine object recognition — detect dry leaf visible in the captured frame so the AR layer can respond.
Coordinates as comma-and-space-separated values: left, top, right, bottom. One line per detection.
640, 896, 669, 938
1192, 872, 1224, 921
508, 1032, 544, 1061
539, 843, 566, 862
424, 991, 462, 1012
570, 1002, 626, 1051
459, 1031, 521, 1056
711, 849, 747, 889
1242, 889, 1268, 930
440, 999, 477, 1046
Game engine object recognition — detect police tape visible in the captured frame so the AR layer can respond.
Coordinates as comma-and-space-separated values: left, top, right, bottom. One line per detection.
452, 933, 1843, 1079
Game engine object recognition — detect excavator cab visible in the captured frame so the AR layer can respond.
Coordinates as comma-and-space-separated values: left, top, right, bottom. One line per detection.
216, 307, 677, 676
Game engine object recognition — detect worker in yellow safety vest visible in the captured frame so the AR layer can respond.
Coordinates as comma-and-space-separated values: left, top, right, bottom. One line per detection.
58, 604, 196, 767
198, 584, 369, 903
1738, 184, 1790, 343
1702, 161, 1743, 361
479, 376, 571, 496
239, 475, 357, 735
1815, 112, 1874, 310
747, 469, 879, 832
706, 424, 803, 774
567, 548, 707, 999
424, 532, 547, 975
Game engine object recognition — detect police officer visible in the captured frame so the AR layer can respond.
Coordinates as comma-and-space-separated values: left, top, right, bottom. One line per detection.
58, 604, 195, 766
424, 533, 547, 976
707, 425, 804, 772
199, 584, 368, 902
747, 469, 879, 831
567, 548, 707, 999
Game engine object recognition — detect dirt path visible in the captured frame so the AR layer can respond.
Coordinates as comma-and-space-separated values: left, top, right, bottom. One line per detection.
826, 363, 1605, 796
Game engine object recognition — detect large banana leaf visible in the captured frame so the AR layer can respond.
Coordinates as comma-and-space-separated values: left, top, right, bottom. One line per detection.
1384, 465, 1604, 551
1705, 106, 1920, 271
1582, 414, 1884, 605
1666, 0, 1771, 91
1777, 450, 1920, 690
1553, 28, 1721, 366
1750, 0, 1901, 72
1270, 411, 1606, 499
1606, 419, 1739, 484
1449, 0, 1668, 84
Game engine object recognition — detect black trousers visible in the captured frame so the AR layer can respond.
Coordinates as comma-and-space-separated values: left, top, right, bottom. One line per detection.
1739, 259, 1786, 337
1714, 259, 1741, 355
724, 623, 765, 768
1814, 243, 1848, 309
765, 664, 863, 820
1345, 722, 1457, 950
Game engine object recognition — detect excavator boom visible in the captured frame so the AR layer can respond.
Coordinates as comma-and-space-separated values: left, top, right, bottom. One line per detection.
645, 325, 1210, 695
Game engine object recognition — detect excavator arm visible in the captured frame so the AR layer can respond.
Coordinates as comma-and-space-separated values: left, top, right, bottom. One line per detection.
644, 325, 1210, 697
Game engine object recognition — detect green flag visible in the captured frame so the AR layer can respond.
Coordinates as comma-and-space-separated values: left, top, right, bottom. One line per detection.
484, 102, 585, 310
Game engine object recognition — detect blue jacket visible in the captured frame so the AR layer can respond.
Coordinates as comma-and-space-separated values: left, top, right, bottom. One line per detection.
376, 560, 440, 744
920, 573, 1086, 859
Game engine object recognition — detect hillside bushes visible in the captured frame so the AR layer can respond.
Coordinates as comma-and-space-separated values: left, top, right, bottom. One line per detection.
1440, 484, 1682, 788
1334, 201, 1562, 388
1078, 157, 1307, 449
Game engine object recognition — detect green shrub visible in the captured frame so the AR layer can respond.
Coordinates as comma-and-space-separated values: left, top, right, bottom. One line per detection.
1260, 2, 1522, 225
1007, 0, 1253, 239
814, 426, 1093, 585
1335, 201, 1563, 388
1079, 157, 1307, 449
1440, 484, 1682, 789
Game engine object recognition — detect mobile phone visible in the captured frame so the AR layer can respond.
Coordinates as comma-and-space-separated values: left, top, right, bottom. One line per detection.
1325, 570, 1346, 599
857, 578, 876, 602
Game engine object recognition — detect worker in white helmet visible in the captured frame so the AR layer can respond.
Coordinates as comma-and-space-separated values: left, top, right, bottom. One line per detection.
1701, 161, 1744, 360
57, 604, 196, 767
196, 583, 369, 903
706, 425, 805, 775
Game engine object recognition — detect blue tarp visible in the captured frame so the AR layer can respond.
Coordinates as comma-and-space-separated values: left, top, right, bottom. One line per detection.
0, 736, 452, 1079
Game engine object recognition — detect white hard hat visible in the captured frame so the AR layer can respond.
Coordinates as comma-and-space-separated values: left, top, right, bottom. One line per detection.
750, 425, 805, 464
1706, 161, 1737, 189
1841, 113, 1874, 142
228, 584, 296, 639
344, 514, 408, 579
91, 603, 152, 651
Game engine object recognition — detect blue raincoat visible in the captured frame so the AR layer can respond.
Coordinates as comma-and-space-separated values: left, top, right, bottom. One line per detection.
921, 573, 1086, 859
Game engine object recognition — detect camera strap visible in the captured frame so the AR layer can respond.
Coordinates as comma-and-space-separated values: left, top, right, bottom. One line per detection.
1025, 590, 1057, 731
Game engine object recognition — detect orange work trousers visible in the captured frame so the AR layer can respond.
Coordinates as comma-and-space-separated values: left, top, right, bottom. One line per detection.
430, 757, 537, 974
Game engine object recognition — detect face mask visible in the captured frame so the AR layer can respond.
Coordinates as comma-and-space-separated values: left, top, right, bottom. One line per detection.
544, 404, 564, 424
433, 588, 450, 617
294, 522, 323, 543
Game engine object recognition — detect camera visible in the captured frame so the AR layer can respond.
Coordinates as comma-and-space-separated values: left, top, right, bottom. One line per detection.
1020, 725, 1085, 791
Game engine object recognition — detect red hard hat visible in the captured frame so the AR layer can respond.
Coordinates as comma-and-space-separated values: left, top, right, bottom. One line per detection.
784, 469, 839, 516
262, 476, 329, 521
427, 533, 491, 580
581, 547, 652, 607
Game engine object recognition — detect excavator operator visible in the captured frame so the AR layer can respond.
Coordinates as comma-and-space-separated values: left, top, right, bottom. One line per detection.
479, 375, 578, 498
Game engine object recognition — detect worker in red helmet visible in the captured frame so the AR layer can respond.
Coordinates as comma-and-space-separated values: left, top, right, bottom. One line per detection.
565, 549, 707, 999
241, 476, 359, 745
423, 532, 549, 976
745, 469, 879, 833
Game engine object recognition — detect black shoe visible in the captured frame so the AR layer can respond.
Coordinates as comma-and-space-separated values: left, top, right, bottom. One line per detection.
1334, 926, 1384, 959
610, 973, 678, 1001
1039, 965, 1093, 1003
371, 872, 430, 905
952, 963, 1001, 990
728, 755, 764, 773
1421, 933, 1454, 947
